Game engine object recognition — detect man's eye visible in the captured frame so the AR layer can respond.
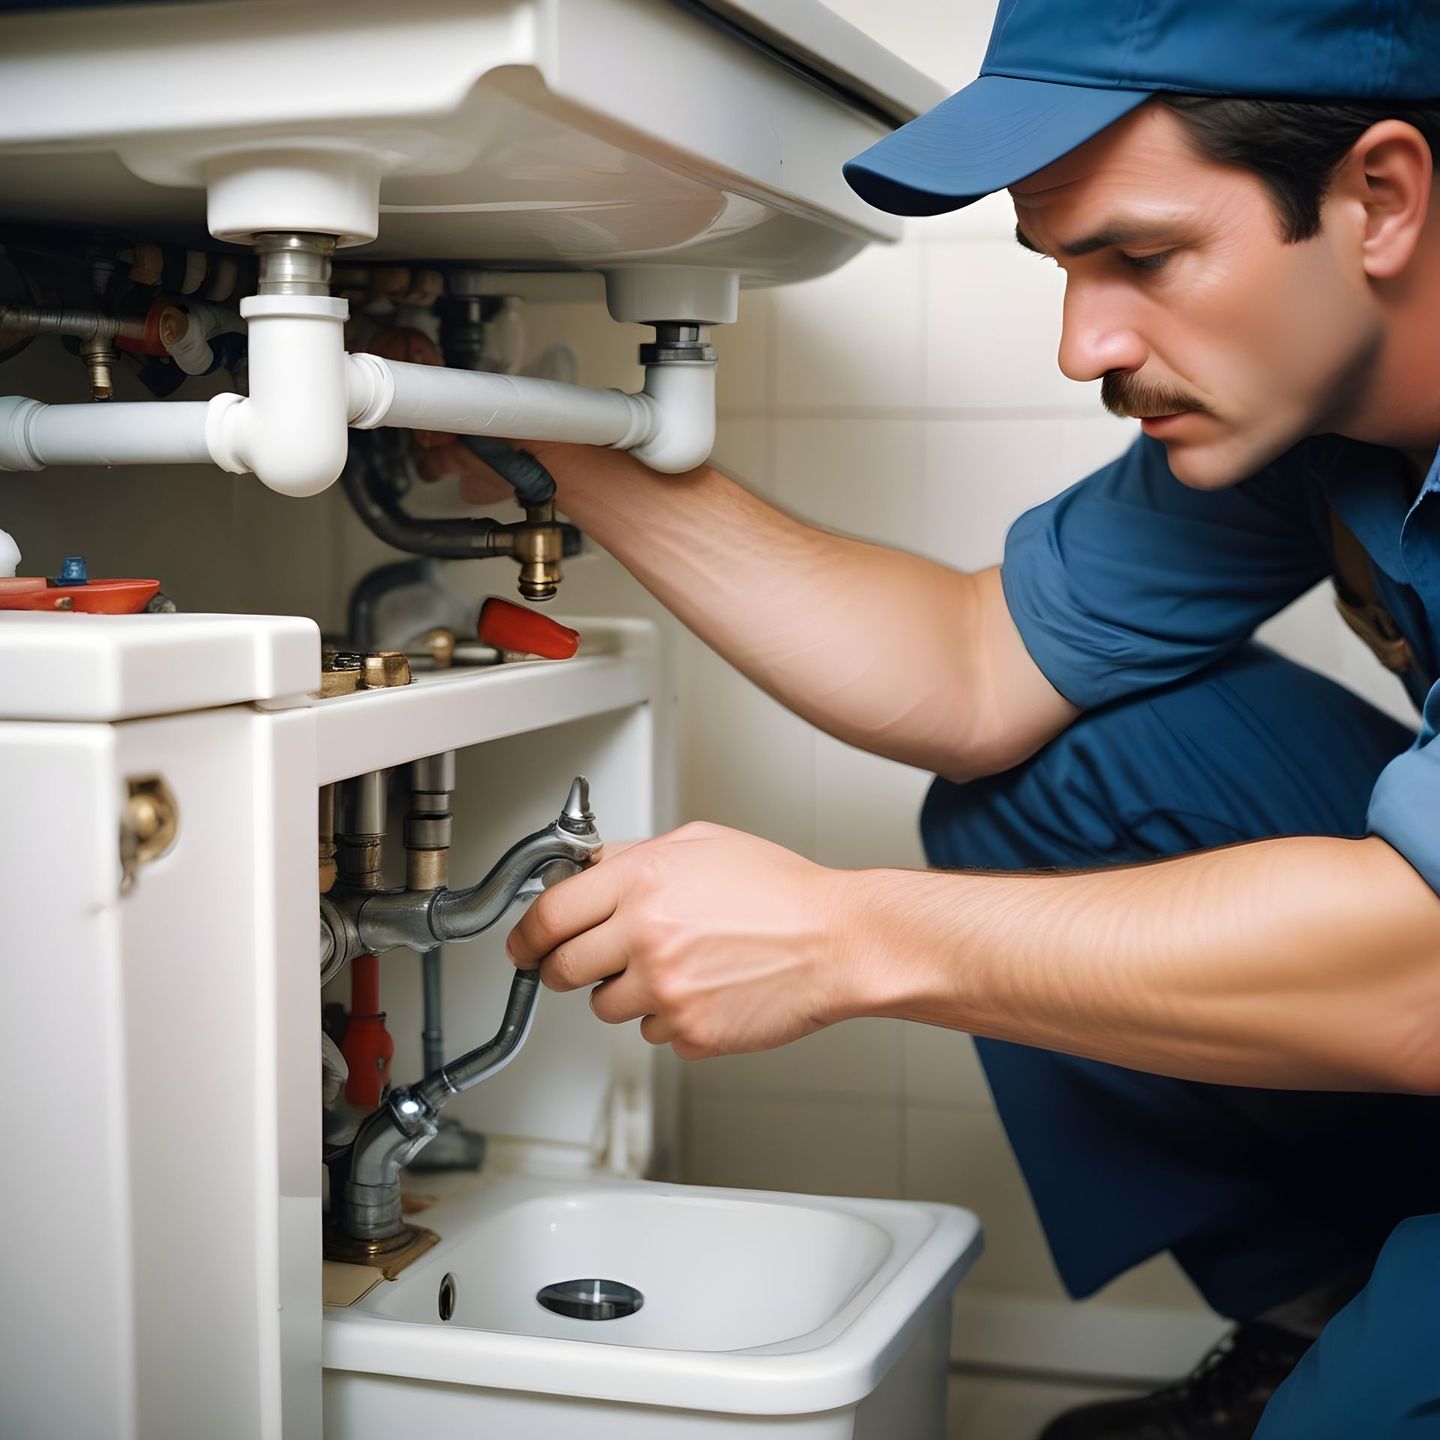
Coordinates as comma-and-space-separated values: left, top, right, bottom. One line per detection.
1122, 251, 1171, 273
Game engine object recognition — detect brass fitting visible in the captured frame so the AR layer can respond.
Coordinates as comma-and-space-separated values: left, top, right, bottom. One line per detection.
513, 502, 564, 603
417, 628, 455, 670
318, 650, 411, 697
80, 334, 116, 401
361, 650, 412, 689
320, 652, 363, 697
406, 848, 448, 892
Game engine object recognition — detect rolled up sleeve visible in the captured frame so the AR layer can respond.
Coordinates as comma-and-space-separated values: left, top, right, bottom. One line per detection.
1001, 436, 1332, 711
1368, 685, 1440, 893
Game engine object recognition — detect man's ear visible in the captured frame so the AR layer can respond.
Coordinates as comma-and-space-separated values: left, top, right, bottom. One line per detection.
1332, 119, 1433, 281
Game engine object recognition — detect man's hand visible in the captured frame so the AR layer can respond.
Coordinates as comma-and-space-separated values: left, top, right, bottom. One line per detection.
505, 823, 860, 1060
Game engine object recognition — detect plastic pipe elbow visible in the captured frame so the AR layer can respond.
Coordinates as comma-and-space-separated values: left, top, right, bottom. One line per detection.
211, 294, 351, 497
627, 361, 716, 474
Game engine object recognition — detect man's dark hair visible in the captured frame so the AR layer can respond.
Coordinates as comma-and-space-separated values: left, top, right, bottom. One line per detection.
1160, 95, 1440, 243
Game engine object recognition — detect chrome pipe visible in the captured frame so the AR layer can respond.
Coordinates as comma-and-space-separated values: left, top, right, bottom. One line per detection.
412, 970, 539, 1112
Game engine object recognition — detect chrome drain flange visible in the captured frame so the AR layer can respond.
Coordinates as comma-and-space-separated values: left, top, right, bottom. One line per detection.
536, 1278, 644, 1321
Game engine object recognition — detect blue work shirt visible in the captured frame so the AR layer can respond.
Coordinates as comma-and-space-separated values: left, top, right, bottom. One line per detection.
1001, 434, 1440, 891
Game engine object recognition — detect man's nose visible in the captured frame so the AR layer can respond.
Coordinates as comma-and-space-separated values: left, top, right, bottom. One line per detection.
1058, 282, 1148, 383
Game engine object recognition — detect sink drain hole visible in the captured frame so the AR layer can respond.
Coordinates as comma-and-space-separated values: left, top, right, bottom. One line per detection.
537, 1278, 643, 1321
438, 1272, 457, 1322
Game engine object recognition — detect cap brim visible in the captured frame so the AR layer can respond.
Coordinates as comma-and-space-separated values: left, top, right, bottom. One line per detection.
844, 74, 1151, 217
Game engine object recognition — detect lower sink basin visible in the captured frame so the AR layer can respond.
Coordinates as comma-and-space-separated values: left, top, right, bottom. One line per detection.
322, 1168, 981, 1439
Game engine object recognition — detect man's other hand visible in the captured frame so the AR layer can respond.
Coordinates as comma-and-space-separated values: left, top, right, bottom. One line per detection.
505, 823, 861, 1060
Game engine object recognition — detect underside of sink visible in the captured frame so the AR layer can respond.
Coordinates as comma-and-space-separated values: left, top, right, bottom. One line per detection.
0, 0, 945, 281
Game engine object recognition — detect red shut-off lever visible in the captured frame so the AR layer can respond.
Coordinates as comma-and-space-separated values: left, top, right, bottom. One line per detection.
477, 596, 581, 660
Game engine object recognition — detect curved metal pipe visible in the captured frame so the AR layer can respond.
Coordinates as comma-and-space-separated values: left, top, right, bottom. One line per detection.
341, 432, 510, 559
412, 970, 540, 1112
341, 431, 581, 563
341, 968, 541, 1239
459, 436, 556, 506
429, 832, 590, 941
332, 780, 601, 1241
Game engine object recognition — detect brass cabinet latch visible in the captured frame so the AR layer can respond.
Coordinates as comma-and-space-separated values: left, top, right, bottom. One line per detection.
119, 776, 178, 893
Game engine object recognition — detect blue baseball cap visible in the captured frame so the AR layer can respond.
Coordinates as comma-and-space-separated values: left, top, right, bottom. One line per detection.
844, 0, 1440, 217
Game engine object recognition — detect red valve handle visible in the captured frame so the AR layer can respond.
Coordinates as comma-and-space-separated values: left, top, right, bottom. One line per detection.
477, 596, 580, 660
0, 577, 160, 613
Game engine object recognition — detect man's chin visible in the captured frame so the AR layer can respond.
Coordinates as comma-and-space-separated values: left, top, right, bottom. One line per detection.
1155, 431, 1274, 491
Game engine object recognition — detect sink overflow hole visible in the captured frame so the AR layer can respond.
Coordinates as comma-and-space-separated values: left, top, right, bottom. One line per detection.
438, 1272, 457, 1322
537, 1278, 644, 1322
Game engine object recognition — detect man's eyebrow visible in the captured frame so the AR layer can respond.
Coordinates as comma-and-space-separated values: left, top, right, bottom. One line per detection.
1014, 220, 1178, 258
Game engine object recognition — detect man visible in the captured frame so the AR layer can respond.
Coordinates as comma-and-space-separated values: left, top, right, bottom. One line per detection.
495, 2, 1440, 1435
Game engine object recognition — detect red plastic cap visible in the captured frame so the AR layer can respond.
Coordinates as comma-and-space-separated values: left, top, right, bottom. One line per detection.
477, 596, 580, 660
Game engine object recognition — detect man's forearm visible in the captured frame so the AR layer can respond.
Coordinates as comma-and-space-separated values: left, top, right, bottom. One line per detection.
843, 834, 1440, 1092
546, 445, 1070, 777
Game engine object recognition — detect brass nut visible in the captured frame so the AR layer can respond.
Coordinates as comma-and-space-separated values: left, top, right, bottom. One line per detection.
319, 652, 363, 698
362, 651, 412, 689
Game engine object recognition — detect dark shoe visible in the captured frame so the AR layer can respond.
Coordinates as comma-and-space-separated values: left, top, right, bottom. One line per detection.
1038, 1323, 1312, 1439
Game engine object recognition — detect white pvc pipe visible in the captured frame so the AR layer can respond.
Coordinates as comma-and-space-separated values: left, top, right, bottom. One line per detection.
0, 395, 214, 469
208, 295, 351, 498
630, 362, 715, 473
347, 353, 715, 473
0, 312, 718, 488
347, 353, 654, 451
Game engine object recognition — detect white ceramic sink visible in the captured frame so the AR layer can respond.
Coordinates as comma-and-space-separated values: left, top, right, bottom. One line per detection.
323, 1168, 981, 1438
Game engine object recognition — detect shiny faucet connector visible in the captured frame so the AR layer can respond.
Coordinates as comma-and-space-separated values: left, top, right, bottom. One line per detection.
512, 501, 564, 603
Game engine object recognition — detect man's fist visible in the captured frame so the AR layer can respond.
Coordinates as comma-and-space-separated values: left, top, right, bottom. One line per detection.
506, 822, 861, 1060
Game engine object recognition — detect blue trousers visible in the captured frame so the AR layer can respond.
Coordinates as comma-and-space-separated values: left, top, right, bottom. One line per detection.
919, 644, 1440, 1437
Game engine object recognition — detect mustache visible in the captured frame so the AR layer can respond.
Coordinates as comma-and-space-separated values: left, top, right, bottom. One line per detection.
1101, 371, 1209, 421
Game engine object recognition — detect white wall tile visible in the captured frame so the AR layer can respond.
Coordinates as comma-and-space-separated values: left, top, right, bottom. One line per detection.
678, 641, 817, 855
773, 241, 925, 410
903, 1105, 1209, 1312
924, 239, 1098, 413
772, 416, 925, 544
811, 735, 930, 869
903, 1023, 991, 1110
684, 1093, 903, 1197
904, 1103, 1065, 1299
683, 1017, 904, 1104
517, 296, 646, 391
922, 415, 1137, 571
715, 288, 773, 416
915, 189, 1025, 247
710, 416, 773, 498
819, 0, 997, 90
